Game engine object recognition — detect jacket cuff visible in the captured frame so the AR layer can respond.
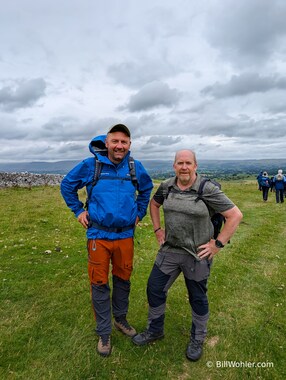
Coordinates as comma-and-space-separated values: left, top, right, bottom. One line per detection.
75, 208, 85, 218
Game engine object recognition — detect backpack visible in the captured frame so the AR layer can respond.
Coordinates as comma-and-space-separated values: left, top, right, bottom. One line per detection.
194, 178, 225, 239
163, 177, 225, 239
260, 177, 270, 187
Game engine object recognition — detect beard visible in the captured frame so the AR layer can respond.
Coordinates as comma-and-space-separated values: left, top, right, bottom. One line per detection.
178, 173, 191, 185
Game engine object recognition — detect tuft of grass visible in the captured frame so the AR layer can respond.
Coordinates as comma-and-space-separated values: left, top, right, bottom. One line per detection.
0, 182, 285, 380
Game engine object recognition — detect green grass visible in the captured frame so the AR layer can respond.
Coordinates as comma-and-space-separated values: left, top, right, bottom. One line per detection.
0, 181, 285, 380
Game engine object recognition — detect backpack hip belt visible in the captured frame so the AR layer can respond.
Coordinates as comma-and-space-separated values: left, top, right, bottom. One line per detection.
88, 221, 135, 233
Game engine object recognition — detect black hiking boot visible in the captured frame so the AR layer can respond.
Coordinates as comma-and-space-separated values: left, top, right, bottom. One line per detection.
132, 330, 164, 346
186, 337, 204, 361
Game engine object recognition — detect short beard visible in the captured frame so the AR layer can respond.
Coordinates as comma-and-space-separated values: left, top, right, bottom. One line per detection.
178, 174, 191, 185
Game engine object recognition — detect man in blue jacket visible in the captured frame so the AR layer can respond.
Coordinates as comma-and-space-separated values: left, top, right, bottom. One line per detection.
61, 124, 153, 357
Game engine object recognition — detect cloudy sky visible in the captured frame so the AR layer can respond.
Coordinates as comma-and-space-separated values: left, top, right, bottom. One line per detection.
1, 0, 286, 163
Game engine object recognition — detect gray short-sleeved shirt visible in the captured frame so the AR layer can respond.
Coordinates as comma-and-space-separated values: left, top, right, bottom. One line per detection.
153, 174, 235, 255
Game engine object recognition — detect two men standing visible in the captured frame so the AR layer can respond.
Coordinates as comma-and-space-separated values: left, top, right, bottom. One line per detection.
61, 126, 242, 361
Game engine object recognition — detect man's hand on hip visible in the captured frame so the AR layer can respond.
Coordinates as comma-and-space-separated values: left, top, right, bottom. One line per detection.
77, 211, 89, 229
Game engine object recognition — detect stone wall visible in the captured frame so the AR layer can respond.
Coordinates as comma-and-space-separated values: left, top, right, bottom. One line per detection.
0, 172, 64, 188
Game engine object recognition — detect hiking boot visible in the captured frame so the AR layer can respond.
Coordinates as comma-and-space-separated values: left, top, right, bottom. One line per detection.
132, 330, 164, 346
114, 317, 137, 337
186, 337, 204, 361
97, 334, 111, 357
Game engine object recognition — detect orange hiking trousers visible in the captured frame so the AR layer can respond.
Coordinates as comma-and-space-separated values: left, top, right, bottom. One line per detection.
87, 238, 134, 335
87, 238, 134, 285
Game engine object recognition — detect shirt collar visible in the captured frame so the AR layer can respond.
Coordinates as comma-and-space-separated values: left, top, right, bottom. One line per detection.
171, 173, 201, 192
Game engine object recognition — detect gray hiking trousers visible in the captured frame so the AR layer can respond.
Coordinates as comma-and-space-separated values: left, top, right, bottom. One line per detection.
146, 249, 211, 341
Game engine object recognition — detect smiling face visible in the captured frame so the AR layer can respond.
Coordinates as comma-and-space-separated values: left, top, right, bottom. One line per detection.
105, 131, 131, 163
173, 150, 197, 187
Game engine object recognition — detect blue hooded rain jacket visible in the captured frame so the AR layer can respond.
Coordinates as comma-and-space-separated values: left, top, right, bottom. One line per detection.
61, 135, 153, 240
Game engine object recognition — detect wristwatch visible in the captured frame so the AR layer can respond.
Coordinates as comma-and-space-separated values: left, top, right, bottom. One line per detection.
215, 239, 225, 248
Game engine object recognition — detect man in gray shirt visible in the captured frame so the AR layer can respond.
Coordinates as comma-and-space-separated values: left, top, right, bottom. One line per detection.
132, 150, 243, 361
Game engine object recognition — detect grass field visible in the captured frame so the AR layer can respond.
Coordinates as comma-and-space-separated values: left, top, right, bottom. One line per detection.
0, 180, 285, 380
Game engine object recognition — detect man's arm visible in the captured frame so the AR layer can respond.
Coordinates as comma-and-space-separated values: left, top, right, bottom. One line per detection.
197, 205, 243, 260
150, 198, 165, 245
215, 206, 243, 247
60, 160, 90, 221
135, 162, 153, 220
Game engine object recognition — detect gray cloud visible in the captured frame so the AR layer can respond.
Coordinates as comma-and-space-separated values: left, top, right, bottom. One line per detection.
39, 117, 102, 142
107, 61, 177, 88
0, 78, 46, 111
201, 73, 286, 98
147, 135, 182, 146
0, 114, 28, 139
57, 142, 86, 154
266, 102, 286, 114
124, 81, 180, 112
205, 0, 286, 67
189, 113, 286, 140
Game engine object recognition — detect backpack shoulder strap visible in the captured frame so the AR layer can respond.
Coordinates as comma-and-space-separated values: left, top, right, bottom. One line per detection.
195, 178, 210, 202
161, 178, 176, 200
92, 157, 103, 187
128, 156, 138, 189
195, 178, 222, 201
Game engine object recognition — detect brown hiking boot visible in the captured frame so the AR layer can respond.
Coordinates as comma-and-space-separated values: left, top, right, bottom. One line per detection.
97, 334, 111, 357
114, 317, 137, 337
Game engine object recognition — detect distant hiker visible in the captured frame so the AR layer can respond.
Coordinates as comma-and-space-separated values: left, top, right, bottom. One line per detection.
270, 176, 275, 192
256, 171, 263, 190
260, 171, 271, 201
132, 149, 243, 362
272, 169, 286, 203
61, 124, 153, 357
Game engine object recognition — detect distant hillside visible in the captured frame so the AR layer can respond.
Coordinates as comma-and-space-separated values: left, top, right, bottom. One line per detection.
1, 159, 286, 178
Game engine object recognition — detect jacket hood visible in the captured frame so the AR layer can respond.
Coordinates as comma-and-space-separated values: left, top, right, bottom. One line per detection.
89, 134, 131, 162
89, 135, 107, 157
